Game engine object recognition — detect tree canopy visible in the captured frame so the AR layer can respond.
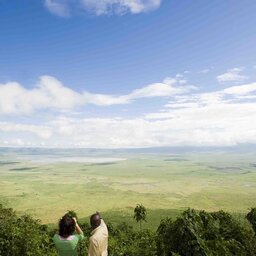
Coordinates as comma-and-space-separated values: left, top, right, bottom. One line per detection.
134, 204, 147, 230
1, 204, 256, 256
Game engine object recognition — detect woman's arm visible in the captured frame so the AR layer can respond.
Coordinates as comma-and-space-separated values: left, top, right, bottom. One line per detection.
73, 217, 83, 234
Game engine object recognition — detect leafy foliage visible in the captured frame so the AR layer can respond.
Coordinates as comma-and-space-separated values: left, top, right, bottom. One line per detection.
156, 208, 256, 256
66, 210, 78, 219
0, 204, 55, 256
108, 222, 157, 256
1, 204, 256, 256
134, 204, 147, 230
246, 208, 256, 233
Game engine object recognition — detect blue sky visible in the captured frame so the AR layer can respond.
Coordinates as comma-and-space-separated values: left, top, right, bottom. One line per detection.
0, 0, 256, 148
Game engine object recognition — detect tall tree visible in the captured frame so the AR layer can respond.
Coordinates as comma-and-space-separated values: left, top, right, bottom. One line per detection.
134, 204, 147, 230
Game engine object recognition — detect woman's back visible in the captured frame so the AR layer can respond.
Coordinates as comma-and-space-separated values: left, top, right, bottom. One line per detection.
53, 233, 84, 256
53, 214, 84, 256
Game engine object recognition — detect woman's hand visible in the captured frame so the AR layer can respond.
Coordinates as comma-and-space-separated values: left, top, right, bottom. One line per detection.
72, 217, 78, 225
73, 217, 83, 234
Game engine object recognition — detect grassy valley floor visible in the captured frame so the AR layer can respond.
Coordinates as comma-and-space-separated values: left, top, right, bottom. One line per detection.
0, 151, 256, 229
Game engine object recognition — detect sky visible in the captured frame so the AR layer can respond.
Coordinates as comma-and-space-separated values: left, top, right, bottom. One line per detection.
0, 0, 256, 148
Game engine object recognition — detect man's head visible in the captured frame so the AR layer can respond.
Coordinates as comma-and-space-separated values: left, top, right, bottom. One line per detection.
90, 213, 101, 230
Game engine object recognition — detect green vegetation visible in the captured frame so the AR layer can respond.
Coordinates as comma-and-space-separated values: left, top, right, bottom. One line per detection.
1, 151, 256, 226
134, 204, 147, 230
1, 150, 256, 254
156, 208, 256, 255
246, 208, 256, 233
1, 204, 256, 256
0, 204, 55, 256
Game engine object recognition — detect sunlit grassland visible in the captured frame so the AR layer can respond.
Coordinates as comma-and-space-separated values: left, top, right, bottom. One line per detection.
0, 151, 256, 229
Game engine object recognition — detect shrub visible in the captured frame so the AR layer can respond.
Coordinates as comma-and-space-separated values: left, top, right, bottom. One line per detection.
246, 208, 256, 233
0, 204, 55, 256
156, 208, 256, 256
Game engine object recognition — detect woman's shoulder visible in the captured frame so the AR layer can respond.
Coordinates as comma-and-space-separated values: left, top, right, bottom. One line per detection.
74, 232, 84, 241
53, 234, 60, 242
53, 233, 83, 242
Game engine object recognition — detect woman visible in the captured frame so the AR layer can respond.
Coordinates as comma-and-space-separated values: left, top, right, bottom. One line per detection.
53, 214, 84, 256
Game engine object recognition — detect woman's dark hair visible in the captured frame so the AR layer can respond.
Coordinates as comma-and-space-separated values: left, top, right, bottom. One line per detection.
58, 214, 75, 237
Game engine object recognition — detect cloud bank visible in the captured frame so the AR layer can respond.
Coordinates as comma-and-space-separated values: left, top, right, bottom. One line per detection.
1, 71, 256, 148
0, 75, 192, 115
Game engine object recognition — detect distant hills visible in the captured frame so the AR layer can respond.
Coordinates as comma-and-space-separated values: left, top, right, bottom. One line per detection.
0, 144, 256, 155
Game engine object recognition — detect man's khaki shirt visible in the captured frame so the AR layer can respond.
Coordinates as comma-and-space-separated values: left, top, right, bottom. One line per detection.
88, 219, 108, 256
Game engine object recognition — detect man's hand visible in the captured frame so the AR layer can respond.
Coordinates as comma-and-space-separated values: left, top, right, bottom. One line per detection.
96, 212, 102, 219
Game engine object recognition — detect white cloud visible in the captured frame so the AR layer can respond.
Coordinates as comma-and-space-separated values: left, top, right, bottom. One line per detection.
2, 94, 256, 147
129, 82, 185, 99
44, 0, 70, 17
143, 82, 256, 146
0, 75, 194, 114
164, 102, 200, 109
147, 82, 256, 120
0, 76, 84, 114
1, 76, 256, 148
83, 92, 129, 106
222, 82, 256, 95
81, 0, 161, 15
199, 69, 210, 74
44, 0, 162, 16
0, 122, 52, 139
217, 67, 248, 83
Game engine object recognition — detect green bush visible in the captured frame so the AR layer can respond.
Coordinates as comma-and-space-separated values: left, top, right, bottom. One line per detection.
108, 222, 156, 256
156, 208, 256, 256
246, 208, 256, 233
0, 204, 56, 256
1, 204, 256, 256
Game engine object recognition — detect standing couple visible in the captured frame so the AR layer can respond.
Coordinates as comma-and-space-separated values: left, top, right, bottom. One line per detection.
53, 212, 108, 256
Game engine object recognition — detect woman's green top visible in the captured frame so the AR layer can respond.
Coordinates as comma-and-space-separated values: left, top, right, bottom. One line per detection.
53, 233, 84, 256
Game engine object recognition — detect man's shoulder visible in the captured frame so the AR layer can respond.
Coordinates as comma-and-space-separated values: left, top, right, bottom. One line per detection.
90, 230, 108, 244
89, 234, 99, 245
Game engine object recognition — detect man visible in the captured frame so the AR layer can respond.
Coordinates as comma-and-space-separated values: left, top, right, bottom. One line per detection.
88, 212, 108, 256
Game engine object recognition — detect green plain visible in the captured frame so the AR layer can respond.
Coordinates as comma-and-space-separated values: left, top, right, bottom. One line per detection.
0, 152, 256, 230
